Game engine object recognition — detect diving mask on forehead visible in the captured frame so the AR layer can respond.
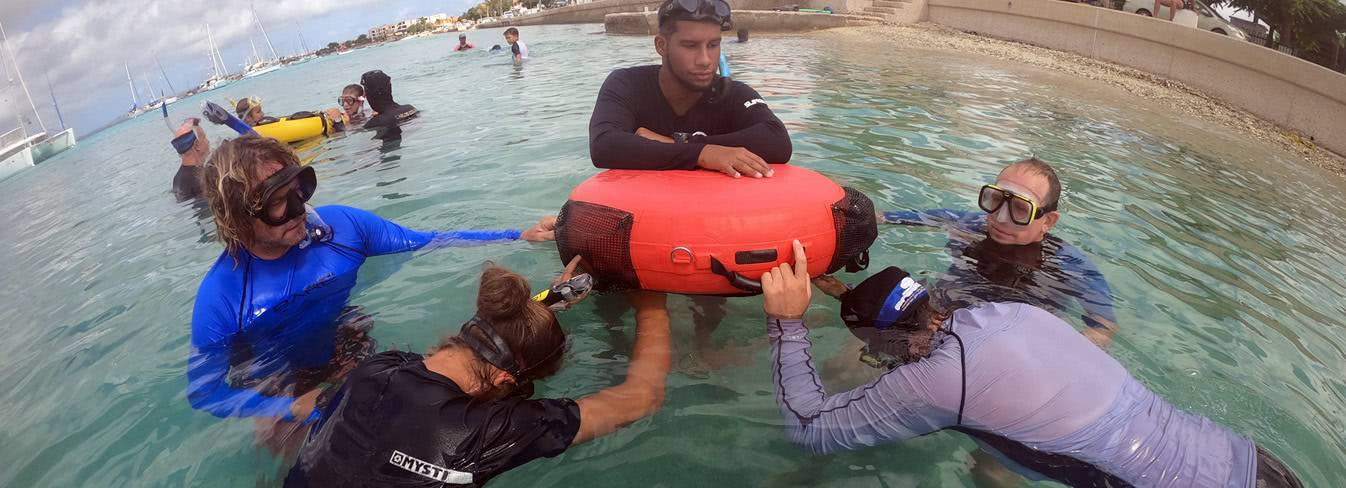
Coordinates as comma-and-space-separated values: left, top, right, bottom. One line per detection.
248, 165, 317, 226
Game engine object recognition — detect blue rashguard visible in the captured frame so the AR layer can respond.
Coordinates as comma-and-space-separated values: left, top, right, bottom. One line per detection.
770, 303, 1259, 487
882, 209, 1116, 329
187, 205, 523, 421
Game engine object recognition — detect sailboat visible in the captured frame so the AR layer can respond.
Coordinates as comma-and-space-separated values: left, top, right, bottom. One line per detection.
197, 23, 232, 93
124, 63, 147, 118
153, 54, 178, 105
0, 19, 75, 176
30, 73, 76, 164
242, 3, 282, 78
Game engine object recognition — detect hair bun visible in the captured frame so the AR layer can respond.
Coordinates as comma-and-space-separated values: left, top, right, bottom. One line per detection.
477, 264, 532, 321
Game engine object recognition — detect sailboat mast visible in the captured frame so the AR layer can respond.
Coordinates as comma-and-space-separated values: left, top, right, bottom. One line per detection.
125, 63, 139, 106
248, 33, 261, 67
154, 54, 176, 94
0, 21, 47, 133
296, 24, 309, 55
141, 73, 155, 102
45, 73, 65, 130
206, 24, 226, 76
252, 4, 278, 61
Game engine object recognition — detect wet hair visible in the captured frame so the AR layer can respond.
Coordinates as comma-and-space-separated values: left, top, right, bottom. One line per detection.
1003, 157, 1061, 210
658, 13, 720, 37
199, 136, 301, 264
490, 44, 502, 50
504, 27, 519, 37
432, 264, 566, 398
737, 28, 749, 41
235, 98, 257, 118
858, 300, 945, 368
342, 84, 363, 96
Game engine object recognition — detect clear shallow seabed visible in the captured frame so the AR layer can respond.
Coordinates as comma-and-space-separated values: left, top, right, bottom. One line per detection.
1, 24, 1344, 487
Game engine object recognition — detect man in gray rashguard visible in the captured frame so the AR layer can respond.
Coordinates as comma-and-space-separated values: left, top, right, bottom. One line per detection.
757, 242, 1303, 488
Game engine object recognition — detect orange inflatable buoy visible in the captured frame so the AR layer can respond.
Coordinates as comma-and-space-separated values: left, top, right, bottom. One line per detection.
555, 166, 878, 295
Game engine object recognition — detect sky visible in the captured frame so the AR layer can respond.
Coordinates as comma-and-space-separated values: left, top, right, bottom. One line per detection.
0, 0, 477, 139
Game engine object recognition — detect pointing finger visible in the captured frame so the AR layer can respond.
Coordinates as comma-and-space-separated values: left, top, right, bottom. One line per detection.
792, 240, 808, 279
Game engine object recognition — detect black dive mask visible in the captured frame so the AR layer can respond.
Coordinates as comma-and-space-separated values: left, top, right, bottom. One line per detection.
248, 165, 317, 226
658, 0, 732, 30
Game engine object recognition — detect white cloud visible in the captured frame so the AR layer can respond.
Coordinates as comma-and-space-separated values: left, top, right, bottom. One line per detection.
0, 0, 384, 137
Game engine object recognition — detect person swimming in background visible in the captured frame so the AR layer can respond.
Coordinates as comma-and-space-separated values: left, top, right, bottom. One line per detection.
730, 27, 749, 43
188, 136, 558, 457
455, 33, 476, 51
359, 70, 417, 129
285, 262, 673, 487
235, 95, 345, 129
336, 84, 371, 127
170, 117, 208, 202
235, 96, 273, 126
490, 44, 502, 51
759, 242, 1305, 488
504, 27, 528, 61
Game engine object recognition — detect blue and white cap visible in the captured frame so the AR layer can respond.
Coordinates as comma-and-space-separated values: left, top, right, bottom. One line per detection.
840, 267, 930, 331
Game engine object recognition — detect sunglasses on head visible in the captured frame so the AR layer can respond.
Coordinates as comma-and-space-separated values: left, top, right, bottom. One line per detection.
659, 0, 731, 29
978, 184, 1056, 226
248, 165, 317, 226
170, 118, 202, 154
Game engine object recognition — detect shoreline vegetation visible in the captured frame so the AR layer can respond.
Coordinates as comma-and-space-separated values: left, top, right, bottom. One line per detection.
812, 23, 1346, 178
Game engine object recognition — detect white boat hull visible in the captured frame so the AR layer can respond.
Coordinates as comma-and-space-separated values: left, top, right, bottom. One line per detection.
31, 128, 77, 164
244, 64, 281, 78
0, 133, 44, 182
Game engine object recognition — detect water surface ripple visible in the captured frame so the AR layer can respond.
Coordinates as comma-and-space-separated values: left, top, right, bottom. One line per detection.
1, 26, 1343, 487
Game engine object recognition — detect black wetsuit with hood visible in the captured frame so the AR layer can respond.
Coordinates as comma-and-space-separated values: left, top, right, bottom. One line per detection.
361, 70, 419, 129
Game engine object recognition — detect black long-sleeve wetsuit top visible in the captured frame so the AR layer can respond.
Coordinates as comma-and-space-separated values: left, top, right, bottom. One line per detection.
588, 65, 792, 170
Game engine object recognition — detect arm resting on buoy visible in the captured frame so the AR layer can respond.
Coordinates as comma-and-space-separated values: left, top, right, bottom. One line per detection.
589, 72, 703, 170
701, 83, 792, 164
571, 291, 672, 445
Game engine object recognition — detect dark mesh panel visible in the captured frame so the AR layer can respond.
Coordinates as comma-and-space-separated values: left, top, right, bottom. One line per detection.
827, 187, 879, 274
555, 200, 639, 293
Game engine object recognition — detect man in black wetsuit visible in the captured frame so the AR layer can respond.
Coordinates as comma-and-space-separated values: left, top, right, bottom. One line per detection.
170, 118, 208, 202
588, 0, 791, 178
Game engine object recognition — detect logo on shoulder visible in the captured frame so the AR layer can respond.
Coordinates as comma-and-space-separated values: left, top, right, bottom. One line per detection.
389, 450, 474, 484
743, 98, 765, 109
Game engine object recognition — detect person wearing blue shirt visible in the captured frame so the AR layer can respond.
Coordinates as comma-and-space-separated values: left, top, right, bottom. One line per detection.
189, 136, 556, 455
875, 158, 1118, 346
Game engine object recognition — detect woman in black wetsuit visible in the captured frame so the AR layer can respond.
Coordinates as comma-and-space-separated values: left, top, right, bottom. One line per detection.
286, 261, 672, 487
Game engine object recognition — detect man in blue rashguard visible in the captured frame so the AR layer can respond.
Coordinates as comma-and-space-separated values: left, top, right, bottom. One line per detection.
872, 158, 1118, 346
188, 136, 556, 454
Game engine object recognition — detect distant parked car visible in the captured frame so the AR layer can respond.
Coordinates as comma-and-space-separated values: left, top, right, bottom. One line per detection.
1119, 0, 1249, 40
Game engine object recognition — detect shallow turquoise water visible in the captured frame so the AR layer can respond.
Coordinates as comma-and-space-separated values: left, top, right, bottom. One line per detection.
2, 24, 1345, 487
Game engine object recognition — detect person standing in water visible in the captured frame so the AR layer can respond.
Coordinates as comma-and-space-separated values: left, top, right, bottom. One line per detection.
336, 84, 369, 127
871, 158, 1118, 346
286, 263, 673, 487
188, 136, 557, 456
760, 243, 1304, 488
235, 96, 271, 126
455, 33, 476, 51
588, 0, 791, 177
170, 118, 208, 202
359, 70, 418, 129
504, 27, 528, 61
730, 27, 749, 43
